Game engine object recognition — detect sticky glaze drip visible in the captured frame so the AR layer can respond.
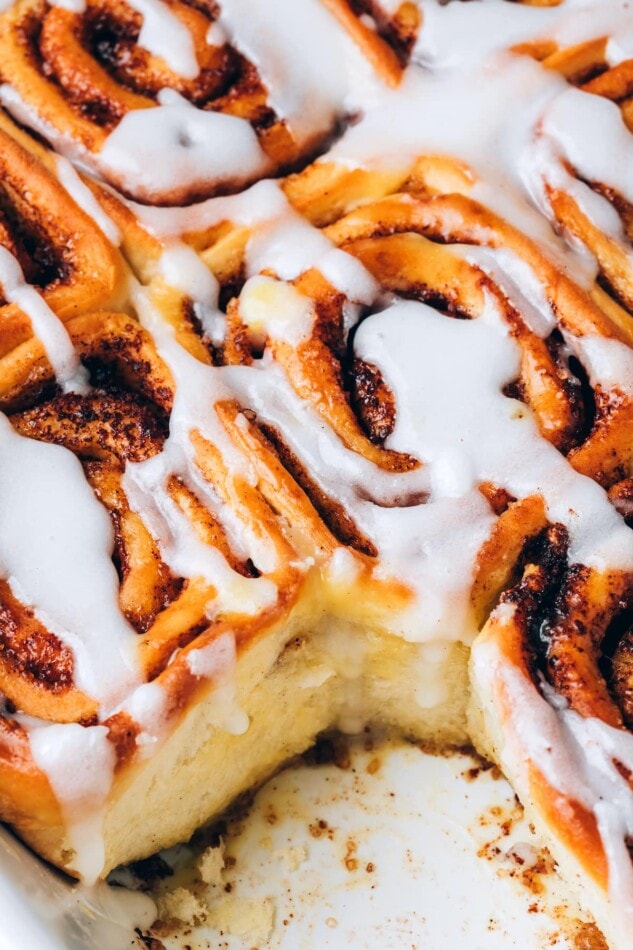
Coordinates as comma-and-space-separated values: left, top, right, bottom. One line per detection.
0, 416, 140, 707
0, 247, 89, 392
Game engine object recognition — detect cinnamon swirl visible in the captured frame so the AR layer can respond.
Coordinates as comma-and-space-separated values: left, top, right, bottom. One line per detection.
0, 2, 633, 947
0, 0, 369, 204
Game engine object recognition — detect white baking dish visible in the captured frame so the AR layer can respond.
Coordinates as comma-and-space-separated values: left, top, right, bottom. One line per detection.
0, 737, 602, 949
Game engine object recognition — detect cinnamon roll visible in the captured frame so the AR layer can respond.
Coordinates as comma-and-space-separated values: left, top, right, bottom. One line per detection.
0, 108, 127, 408
1, 3, 633, 947
0, 0, 363, 204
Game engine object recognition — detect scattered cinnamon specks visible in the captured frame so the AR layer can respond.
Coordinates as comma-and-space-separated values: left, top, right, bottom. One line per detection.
343, 838, 359, 872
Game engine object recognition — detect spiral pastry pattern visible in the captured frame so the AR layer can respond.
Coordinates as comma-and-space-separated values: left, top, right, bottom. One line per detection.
0, 0, 368, 204
1, 1, 633, 946
0, 109, 127, 404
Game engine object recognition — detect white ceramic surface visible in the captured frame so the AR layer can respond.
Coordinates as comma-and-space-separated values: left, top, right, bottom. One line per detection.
0, 737, 601, 949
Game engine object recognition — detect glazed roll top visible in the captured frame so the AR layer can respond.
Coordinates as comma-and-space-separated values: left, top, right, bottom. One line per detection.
0, 4, 632, 935
0, 0, 385, 203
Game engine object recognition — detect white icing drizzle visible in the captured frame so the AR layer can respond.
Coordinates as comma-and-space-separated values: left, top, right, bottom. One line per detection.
119, 681, 168, 759
239, 276, 316, 347
206, 20, 227, 46
540, 89, 633, 206
99, 89, 269, 202
463, 245, 558, 338
126, 0, 199, 79
158, 240, 223, 341
220, 292, 632, 642
527, 85, 633, 260
245, 198, 379, 301
328, 59, 589, 275
411, 0, 633, 70
0, 247, 89, 392
360, 298, 633, 572
0, 0, 377, 202
570, 334, 633, 395
606, 25, 633, 66
215, 0, 357, 138
411, 0, 563, 69
0, 83, 86, 169
473, 629, 633, 936
124, 281, 280, 615
27, 722, 116, 884
0, 416, 140, 707
55, 156, 122, 246
131, 177, 290, 239
47, 0, 86, 11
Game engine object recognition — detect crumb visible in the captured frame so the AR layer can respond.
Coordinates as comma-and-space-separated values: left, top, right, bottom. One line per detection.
462, 759, 502, 782
309, 819, 334, 840
206, 896, 275, 943
198, 841, 226, 886
572, 922, 609, 950
135, 930, 166, 950
156, 888, 208, 926
343, 838, 359, 872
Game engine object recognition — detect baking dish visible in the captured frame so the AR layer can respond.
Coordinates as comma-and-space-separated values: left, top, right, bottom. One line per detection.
0, 738, 602, 949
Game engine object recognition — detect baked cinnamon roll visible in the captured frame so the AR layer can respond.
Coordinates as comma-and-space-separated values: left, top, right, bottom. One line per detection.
0, 108, 127, 408
0, 0, 361, 204
323, 0, 565, 81
1, 4, 633, 948
470, 552, 633, 949
523, 33, 633, 317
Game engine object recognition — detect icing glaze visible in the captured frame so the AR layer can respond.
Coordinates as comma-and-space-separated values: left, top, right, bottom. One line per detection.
0, 247, 89, 392
126, 0, 199, 79
0, 0, 633, 907
0, 416, 140, 708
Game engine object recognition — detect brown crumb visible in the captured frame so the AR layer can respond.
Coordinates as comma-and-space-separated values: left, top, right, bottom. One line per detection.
343, 838, 359, 872
135, 931, 166, 950
309, 819, 334, 840
572, 922, 609, 950
462, 760, 503, 782
302, 735, 352, 769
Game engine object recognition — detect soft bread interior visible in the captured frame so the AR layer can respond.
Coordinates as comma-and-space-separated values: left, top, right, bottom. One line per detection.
96, 621, 470, 876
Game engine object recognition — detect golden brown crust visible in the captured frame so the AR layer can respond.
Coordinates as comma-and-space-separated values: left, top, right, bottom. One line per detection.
0, 14, 632, 918
0, 111, 125, 356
